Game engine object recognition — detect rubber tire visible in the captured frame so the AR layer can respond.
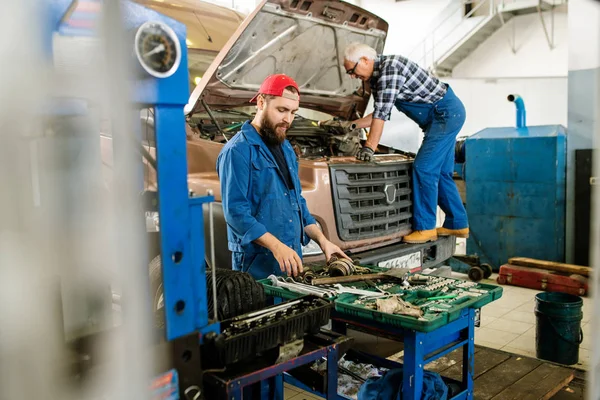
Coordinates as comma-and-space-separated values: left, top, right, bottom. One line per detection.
481, 263, 493, 279
148, 255, 266, 329
149, 255, 166, 329
468, 266, 484, 282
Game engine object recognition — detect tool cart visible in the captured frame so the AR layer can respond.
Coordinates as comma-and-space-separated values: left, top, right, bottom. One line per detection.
260, 260, 503, 399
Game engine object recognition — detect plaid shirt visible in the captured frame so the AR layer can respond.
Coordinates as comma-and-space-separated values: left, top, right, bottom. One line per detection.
370, 55, 447, 121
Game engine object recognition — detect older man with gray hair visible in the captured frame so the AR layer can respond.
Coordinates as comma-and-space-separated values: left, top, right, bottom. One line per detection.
335, 42, 468, 244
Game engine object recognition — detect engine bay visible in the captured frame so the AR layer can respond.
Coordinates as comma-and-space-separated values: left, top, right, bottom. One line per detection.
186, 109, 364, 159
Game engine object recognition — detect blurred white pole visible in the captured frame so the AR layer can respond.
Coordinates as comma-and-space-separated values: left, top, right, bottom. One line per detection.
0, 0, 64, 398
101, 0, 154, 399
0, 0, 153, 399
584, 0, 600, 397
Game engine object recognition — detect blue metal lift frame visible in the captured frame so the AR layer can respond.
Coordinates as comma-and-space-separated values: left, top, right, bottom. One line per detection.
124, 1, 217, 341
49, 0, 215, 342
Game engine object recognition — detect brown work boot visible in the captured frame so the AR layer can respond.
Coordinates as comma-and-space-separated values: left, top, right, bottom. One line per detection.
402, 229, 438, 244
437, 227, 470, 238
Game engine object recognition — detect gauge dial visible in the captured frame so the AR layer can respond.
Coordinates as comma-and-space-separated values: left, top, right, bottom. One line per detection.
135, 21, 181, 78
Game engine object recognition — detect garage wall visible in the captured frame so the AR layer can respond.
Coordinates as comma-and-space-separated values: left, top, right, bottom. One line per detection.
345, 0, 454, 55
452, 8, 568, 78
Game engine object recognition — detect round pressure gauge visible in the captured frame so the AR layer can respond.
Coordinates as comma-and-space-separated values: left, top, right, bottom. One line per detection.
134, 21, 182, 78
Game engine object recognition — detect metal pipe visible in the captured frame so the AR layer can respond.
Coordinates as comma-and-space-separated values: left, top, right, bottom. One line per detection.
207, 189, 218, 321
507, 94, 526, 128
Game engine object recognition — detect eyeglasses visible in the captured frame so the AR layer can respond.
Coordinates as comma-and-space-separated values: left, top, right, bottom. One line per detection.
346, 61, 359, 75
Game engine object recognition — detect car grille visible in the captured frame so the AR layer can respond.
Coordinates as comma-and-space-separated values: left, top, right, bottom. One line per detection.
329, 162, 412, 241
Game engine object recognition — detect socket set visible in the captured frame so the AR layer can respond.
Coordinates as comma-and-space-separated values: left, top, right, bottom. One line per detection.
406, 275, 457, 292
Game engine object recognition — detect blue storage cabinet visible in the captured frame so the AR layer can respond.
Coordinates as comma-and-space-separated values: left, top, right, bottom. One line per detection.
464, 125, 567, 270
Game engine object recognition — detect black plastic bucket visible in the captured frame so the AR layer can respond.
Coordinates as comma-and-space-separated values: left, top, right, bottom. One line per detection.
534, 292, 583, 365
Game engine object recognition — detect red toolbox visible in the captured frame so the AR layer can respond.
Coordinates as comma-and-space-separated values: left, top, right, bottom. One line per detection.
497, 264, 588, 296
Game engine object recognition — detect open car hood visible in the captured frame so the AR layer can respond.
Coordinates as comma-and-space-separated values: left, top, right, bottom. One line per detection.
186, 0, 388, 120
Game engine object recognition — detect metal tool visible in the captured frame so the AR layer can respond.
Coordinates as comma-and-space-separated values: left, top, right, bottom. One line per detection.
282, 277, 339, 297
268, 275, 336, 298
333, 284, 388, 298
425, 294, 458, 301
328, 257, 356, 276
311, 267, 409, 286
231, 299, 303, 321
364, 279, 391, 295
231, 307, 290, 327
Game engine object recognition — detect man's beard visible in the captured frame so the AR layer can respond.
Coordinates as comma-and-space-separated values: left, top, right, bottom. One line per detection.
260, 114, 289, 146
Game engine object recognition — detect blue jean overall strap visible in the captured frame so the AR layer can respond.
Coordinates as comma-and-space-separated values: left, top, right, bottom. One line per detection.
394, 86, 468, 231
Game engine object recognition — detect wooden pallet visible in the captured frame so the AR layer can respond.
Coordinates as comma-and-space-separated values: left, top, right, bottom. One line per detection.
426, 346, 575, 400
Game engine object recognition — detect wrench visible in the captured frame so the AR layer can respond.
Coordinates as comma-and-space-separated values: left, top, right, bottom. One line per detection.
269, 275, 336, 298
282, 278, 338, 297
333, 284, 387, 298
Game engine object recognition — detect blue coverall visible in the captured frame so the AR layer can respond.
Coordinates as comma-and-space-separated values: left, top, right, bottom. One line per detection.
216, 121, 316, 280
395, 86, 468, 231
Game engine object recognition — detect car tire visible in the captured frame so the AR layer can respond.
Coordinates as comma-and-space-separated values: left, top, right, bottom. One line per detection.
149, 255, 266, 329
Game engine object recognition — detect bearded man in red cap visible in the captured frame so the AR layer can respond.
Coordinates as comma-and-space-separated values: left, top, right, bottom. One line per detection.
217, 74, 350, 280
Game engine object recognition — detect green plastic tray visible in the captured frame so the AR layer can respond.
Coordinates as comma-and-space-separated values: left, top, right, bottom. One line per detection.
333, 282, 503, 332
258, 278, 306, 300
258, 277, 503, 332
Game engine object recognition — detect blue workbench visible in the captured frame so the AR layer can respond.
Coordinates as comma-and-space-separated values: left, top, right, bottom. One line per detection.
204, 333, 345, 400
281, 307, 476, 399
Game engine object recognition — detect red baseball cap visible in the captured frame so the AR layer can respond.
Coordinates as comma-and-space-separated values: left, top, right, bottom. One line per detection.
250, 74, 300, 103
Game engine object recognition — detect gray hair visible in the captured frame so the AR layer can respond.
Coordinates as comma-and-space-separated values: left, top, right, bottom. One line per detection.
344, 43, 378, 62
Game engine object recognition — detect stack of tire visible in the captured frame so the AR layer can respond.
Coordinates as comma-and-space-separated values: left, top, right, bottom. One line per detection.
149, 255, 266, 329
205, 268, 266, 321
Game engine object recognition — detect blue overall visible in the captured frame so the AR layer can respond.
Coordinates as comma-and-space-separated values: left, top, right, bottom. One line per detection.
216, 121, 316, 280
395, 86, 468, 231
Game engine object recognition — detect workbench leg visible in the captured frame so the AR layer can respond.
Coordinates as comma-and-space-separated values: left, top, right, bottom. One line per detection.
227, 385, 243, 400
255, 376, 283, 400
326, 345, 339, 399
274, 374, 284, 400
463, 309, 475, 399
402, 330, 424, 399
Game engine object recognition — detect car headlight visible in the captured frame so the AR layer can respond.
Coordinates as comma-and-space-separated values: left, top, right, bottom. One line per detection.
302, 220, 323, 257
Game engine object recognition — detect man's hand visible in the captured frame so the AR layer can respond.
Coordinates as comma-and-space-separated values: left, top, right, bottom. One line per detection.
272, 242, 303, 277
319, 239, 352, 263
356, 146, 375, 162
304, 224, 352, 264
254, 232, 303, 277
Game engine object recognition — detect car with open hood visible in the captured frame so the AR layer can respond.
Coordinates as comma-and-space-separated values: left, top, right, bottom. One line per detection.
179, 0, 455, 271
106, 0, 455, 286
